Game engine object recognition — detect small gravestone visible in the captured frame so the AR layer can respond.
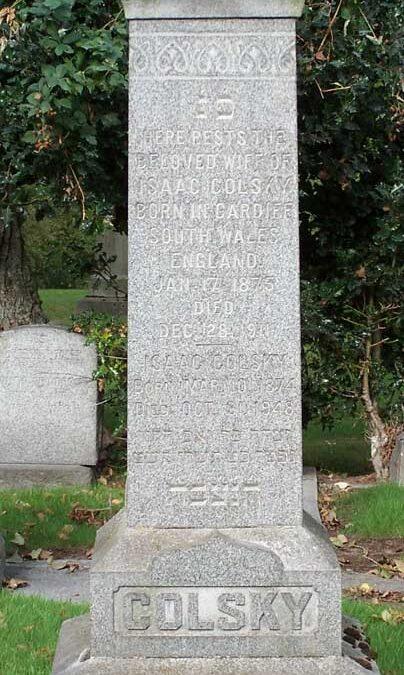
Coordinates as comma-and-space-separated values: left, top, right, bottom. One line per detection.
77, 230, 128, 317
53, 1, 377, 672
390, 432, 404, 486
0, 325, 98, 487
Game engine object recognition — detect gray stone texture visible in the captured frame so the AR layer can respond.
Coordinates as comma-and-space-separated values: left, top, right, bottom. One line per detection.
389, 432, 404, 485
303, 467, 322, 524
76, 231, 128, 317
52, 615, 376, 675
87, 514, 341, 659
127, 16, 303, 529
123, 0, 305, 20
0, 464, 93, 488
53, 1, 379, 673
0, 325, 98, 469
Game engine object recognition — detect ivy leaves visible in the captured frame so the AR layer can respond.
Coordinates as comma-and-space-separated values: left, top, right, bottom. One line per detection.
0, 0, 128, 225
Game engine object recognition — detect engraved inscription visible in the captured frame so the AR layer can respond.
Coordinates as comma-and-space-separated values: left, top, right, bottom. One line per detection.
129, 35, 296, 78
128, 24, 302, 527
168, 481, 260, 509
114, 587, 318, 637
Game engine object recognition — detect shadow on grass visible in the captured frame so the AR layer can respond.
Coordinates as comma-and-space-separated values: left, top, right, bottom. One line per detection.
304, 418, 372, 475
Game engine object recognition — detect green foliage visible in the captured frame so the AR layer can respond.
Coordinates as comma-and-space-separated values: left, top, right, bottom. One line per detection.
72, 314, 127, 435
297, 1, 404, 431
0, 0, 128, 228
24, 208, 97, 288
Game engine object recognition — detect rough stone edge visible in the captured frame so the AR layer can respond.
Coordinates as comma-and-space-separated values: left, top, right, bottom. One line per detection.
303, 467, 322, 525
389, 432, 404, 486
0, 465, 93, 488
52, 615, 379, 675
122, 0, 305, 20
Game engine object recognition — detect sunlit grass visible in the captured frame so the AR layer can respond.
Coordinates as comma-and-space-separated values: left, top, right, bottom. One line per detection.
0, 592, 88, 675
0, 485, 124, 553
39, 289, 86, 326
337, 483, 404, 538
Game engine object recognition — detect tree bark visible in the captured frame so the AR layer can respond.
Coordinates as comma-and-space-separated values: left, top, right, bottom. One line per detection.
0, 210, 47, 331
361, 334, 388, 479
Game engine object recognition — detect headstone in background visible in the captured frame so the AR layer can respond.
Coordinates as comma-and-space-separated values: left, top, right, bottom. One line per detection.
76, 230, 128, 317
0, 326, 98, 487
53, 1, 374, 672
390, 432, 404, 486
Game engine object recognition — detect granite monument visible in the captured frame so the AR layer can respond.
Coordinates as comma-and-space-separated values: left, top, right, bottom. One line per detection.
0, 325, 98, 487
53, 1, 375, 672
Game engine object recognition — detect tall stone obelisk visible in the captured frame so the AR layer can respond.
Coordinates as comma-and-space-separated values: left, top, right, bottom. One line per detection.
53, 2, 371, 673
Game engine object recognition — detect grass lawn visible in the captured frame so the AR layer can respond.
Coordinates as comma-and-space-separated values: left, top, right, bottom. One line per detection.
0, 594, 402, 675
303, 417, 371, 475
336, 484, 404, 538
0, 485, 124, 554
39, 289, 86, 326
343, 599, 404, 675
0, 592, 88, 675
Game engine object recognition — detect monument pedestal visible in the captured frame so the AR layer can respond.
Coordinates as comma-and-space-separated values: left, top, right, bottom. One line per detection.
53, 512, 377, 674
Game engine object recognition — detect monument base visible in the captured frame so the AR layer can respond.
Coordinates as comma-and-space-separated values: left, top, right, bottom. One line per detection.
0, 464, 93, 488
76, 296, 128, 317
53, 615, 378, 674
53, 511, 377, 674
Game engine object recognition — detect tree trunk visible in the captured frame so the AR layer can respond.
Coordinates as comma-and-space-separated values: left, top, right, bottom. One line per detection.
0, 210, 47, 331
361, 334, 388, 479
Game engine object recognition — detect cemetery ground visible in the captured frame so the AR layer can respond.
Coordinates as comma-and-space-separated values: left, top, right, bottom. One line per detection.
1, 468, 404, 673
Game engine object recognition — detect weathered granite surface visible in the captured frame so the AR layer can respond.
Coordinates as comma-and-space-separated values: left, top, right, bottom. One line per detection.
53, 620, 374, 675
123, 0, 305, 19
53, 1, 379, 672
389, 432, 404, 486
0, 326, 98, 470
52, 514, 378, 673
0, 464, 93, 488
127, 16, 303, 530
87, 513, 341, 659
52, 609, 378, 674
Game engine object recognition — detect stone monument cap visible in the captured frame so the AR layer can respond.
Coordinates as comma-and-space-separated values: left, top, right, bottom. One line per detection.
122, 0, 305, 20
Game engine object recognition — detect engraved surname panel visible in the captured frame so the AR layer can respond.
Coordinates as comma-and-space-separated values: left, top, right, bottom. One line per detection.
127, 19, 302, 528
112, 585, 319, 657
